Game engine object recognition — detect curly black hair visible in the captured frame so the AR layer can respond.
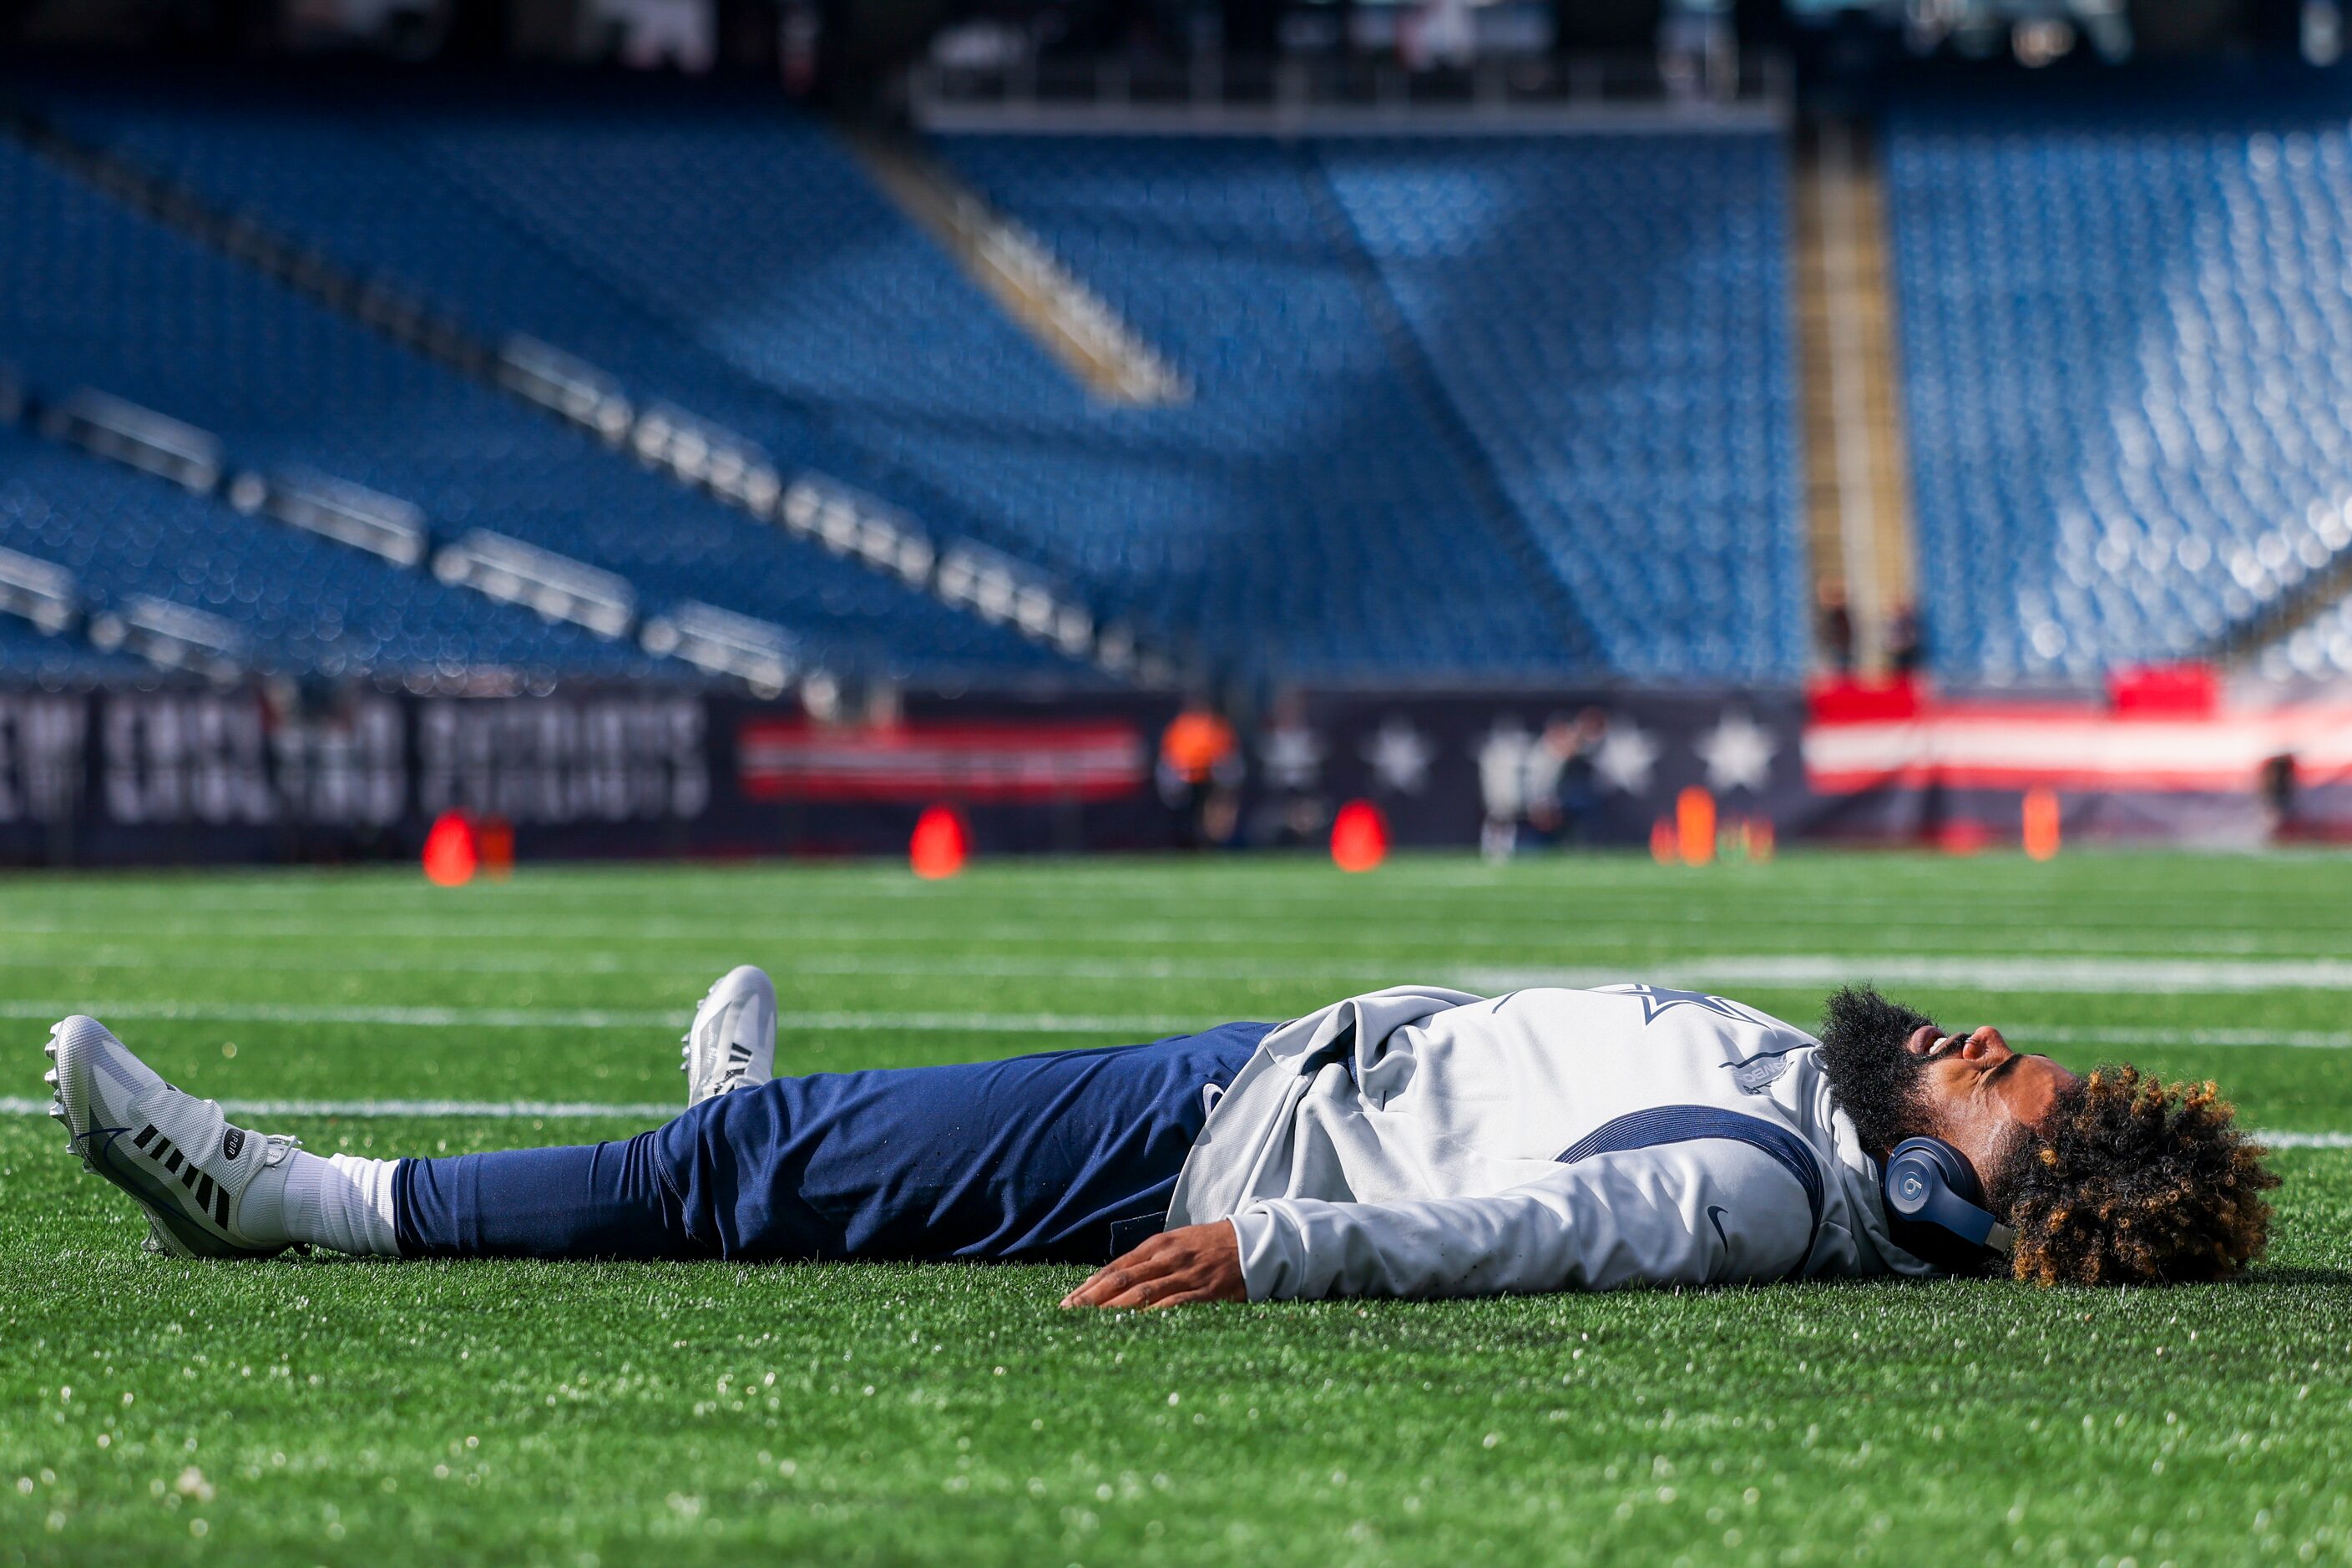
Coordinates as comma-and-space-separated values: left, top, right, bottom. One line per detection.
1987, 1065, 2279, 1286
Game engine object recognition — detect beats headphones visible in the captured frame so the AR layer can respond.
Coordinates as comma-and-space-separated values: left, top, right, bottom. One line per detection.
1882, 1137, 2016, 1271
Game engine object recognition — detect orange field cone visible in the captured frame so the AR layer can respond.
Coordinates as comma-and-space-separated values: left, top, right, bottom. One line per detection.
1330, 799, 1388, 873
910, 804, 970, 879
477, 816, 515, 881
1677, 787, 1717, 866
1650, 817, 1680, 864
2022, 786, 2061, 862
422, 811, 478, 887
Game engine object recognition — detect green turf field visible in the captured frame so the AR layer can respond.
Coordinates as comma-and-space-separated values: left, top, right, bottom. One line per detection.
3, 850, 2350, 1566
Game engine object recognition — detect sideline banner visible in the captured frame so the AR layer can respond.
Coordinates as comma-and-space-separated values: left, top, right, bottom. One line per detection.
1246, 689, 1812, 849
0, 680, 2342, 864
1796, 689, 2352, 847
0, 685, 1183, 865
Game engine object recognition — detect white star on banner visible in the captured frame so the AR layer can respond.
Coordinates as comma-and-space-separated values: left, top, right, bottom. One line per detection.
1697, 711, 1777, 794
1361, 717, 1435, 795
1592, 721, 1660, 795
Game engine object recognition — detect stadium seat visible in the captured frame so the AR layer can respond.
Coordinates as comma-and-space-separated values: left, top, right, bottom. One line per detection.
0, 589, 147, 683
0, 422, 660, 682
0, 123, 1081, 688
1885, 70, 2352, 681
1317, 134, 1806, 681
15, 66, 1809, 684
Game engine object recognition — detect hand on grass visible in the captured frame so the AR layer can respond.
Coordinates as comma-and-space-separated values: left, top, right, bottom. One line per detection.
1060, 1222, 1247, 1309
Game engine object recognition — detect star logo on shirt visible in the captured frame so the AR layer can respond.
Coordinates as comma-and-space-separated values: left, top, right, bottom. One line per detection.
1596, 982, 1756, 1027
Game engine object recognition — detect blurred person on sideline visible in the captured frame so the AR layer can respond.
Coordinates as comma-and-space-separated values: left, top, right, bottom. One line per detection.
1158, 699, 1242, 848
1252, 690, 1328, 847
2260, 753, 2299, 844
1476, 718, 1532, 862
1524, 709, 1609, 848
1818, 584, 1855, 674
1888, 600, 1925, 676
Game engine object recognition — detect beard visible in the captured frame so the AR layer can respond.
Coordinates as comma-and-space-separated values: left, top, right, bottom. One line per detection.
1816, 985, 1939, 1156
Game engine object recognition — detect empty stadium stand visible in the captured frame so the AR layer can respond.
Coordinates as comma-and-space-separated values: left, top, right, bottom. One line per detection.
933, 132, 1605, 680
0, 124, 1078, 688
13, 66, 1812, 685
1885, 71, 2352, 683
2254, 580, 2352, 681
1316, 134, 1807, 681
0, 417, 660, 682
0, 571, 146, 684
9, 71, 1122, 678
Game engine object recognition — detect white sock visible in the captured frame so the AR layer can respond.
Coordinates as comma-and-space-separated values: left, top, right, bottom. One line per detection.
244, 1152, 403, 1257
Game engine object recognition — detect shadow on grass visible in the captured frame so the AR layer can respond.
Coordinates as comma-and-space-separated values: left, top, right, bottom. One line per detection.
2233, 1265, 2352, 1287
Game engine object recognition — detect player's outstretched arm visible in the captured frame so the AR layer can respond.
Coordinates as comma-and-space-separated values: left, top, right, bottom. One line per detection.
1060, 1222, 1247, 1309
1226, 1143, 1818, 1301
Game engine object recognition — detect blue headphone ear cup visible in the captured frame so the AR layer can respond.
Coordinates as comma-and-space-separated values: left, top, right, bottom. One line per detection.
1887, 1136, 1985, 1211
1884, 1137, 2011, 1262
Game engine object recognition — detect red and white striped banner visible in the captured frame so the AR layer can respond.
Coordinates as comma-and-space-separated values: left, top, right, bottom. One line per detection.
1805, 701, 2352, 793
738, 719, 1148, 803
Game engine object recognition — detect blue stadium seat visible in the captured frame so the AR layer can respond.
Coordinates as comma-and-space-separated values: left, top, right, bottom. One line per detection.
0, 422, 658, 681
1886, 70, 2352, 681
0, 125, 1078, 688
1318, 135, 1806, 681
2253, 582, 2352, 680
0, 593, 146, 684
936, 134, 1605, 679
17, 67, 1809, 684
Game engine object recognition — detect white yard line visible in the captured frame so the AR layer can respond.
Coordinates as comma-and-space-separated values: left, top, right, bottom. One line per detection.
0, 909, 2338, 945
0, 1094, 668, 1120
0, 997, 2348, 1045
7, 948, 2352, 989
2021, 1025, 2352, 1050
0, 999, 1204, 1033
1461, 956, 2352, 994
2, 928, 2334, 960
0, 915, 2332, 947
0, 999, 687, 1029
0, 947, 1418, 980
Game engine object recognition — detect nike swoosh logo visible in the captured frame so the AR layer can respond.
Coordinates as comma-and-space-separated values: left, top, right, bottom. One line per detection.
1707, 1205, 1731, 1247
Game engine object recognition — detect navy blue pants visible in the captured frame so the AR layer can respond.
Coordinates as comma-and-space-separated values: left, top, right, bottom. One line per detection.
394, 1023, 1272, 1264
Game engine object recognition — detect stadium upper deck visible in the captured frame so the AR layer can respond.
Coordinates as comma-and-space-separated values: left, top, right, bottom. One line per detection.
1885, 68, 2352, 685
0, 76, 1090, 691
8, 61, 2352, 691
4, 64, 1806, 689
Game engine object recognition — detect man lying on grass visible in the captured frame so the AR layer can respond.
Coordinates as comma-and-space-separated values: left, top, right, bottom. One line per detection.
43, 970, 2274, 1302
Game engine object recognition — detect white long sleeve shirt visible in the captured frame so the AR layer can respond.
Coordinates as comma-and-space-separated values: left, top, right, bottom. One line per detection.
1164, 984, 1935, 1300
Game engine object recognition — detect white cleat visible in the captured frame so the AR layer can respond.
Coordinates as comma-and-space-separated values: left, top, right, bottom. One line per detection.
680, 965, 776, 1108
46, 1014, 298, 1259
